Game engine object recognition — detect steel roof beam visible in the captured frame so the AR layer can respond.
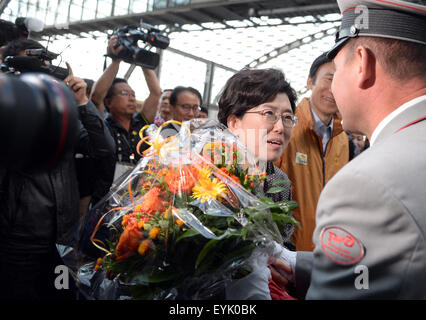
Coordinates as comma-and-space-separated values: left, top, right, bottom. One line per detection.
246, 26, 338, 68
0, 0, 11, 15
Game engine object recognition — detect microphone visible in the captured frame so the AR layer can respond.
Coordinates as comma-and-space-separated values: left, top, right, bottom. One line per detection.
15, 17, 44, 35
25, 17, 44, 32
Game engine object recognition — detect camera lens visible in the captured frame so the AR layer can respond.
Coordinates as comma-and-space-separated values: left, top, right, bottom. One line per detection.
0, 73, 79, 170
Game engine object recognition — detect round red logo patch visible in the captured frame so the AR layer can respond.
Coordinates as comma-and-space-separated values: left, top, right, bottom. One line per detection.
320, 226, 365, 265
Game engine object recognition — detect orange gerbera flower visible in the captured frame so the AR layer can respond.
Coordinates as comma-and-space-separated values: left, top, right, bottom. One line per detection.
136, 187, 168, 216
164, 165, 198, 194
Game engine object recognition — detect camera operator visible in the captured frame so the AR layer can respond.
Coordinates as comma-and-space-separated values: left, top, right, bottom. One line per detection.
89, 36, 162, 189
0, 17, 44, 63
0, 39, 115, 300
2, 38, 44, 60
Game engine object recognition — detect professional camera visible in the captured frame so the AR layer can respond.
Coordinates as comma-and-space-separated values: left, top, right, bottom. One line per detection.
107, 21, 170, 69
1, 47, 69, 80
0, 73, 79, 170
0, 17, 44, 47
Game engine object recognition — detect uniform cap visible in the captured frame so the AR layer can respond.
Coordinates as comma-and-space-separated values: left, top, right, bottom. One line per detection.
327, 0, 426, 58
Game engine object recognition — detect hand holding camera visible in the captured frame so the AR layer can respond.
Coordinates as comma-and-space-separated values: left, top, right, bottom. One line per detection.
107, 35, 124, 61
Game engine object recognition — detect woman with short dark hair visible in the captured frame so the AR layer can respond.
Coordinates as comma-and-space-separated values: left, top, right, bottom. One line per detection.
218, 67, 297, 201
217, 68, 298, 300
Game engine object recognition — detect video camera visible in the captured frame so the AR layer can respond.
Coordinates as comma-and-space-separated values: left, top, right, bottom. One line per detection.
1, 47, 69, 80
107, 21, 170, 69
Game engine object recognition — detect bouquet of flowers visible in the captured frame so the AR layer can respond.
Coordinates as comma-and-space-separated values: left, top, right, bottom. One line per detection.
65, 119, 298, 300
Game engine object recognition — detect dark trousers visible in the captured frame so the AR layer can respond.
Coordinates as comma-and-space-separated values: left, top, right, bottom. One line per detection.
0, 245, 77, 300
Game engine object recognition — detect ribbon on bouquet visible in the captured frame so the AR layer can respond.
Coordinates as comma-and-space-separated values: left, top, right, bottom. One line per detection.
90, 120, 192, 256
136, 120, 192, 158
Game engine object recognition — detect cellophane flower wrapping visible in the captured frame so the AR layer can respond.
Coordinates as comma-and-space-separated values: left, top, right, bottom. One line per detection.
62, 119, 298, 300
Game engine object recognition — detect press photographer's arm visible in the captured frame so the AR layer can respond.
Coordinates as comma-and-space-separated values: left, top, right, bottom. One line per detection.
64, 62, 116, 160
90, 35, 162, 123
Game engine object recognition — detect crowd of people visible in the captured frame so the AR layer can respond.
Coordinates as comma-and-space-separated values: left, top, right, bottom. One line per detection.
0, 0, 425, 300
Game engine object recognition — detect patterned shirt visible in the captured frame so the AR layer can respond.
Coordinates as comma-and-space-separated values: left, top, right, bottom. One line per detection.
106, 112, 150, 164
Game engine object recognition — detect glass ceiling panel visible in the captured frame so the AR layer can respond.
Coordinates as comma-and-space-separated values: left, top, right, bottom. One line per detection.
1, 1, 342, 105
1, 0, 150, 24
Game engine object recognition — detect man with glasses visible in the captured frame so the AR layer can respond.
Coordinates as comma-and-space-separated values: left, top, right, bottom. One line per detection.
91, 36, 162, 165
275, 52, 353, 253
89, 37, 162, 203
160, 86, 203, 138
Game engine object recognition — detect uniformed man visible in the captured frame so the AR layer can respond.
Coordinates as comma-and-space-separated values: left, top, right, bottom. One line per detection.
271, 0, 426, 299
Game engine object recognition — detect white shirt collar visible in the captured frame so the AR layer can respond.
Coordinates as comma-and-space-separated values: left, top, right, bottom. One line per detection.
370, 95, 426, 146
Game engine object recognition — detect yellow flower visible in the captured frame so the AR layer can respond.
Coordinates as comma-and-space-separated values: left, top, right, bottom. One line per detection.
192, 177, 227, 203
138, 239, 153, 255
197, 166, 212, 180
149, 227, 161, 240
137, 220, 145, 229
176, 219, 184, 227
163, 207, 171, 219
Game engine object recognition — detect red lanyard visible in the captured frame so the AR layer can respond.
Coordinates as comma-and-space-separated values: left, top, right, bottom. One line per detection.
394, 116, 426, 134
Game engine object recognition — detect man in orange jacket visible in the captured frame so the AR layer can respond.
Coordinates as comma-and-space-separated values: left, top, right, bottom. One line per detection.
275, 52, 354, 251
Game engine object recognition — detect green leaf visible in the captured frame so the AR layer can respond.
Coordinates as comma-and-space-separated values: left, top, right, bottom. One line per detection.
259, 196, 275, 204
105, 239, 116, 251
271, 179, 289, 186
266, 186, 285, 194
175, 228, 200, 243
131, 272, 178, 283
276, 200, 299, 212
195, 239, 219, 269
272, 212, 301, 227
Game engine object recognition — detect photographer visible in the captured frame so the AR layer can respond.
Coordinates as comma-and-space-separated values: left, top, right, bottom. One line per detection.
89, 36, 162, 192
0, 39, 115, 300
